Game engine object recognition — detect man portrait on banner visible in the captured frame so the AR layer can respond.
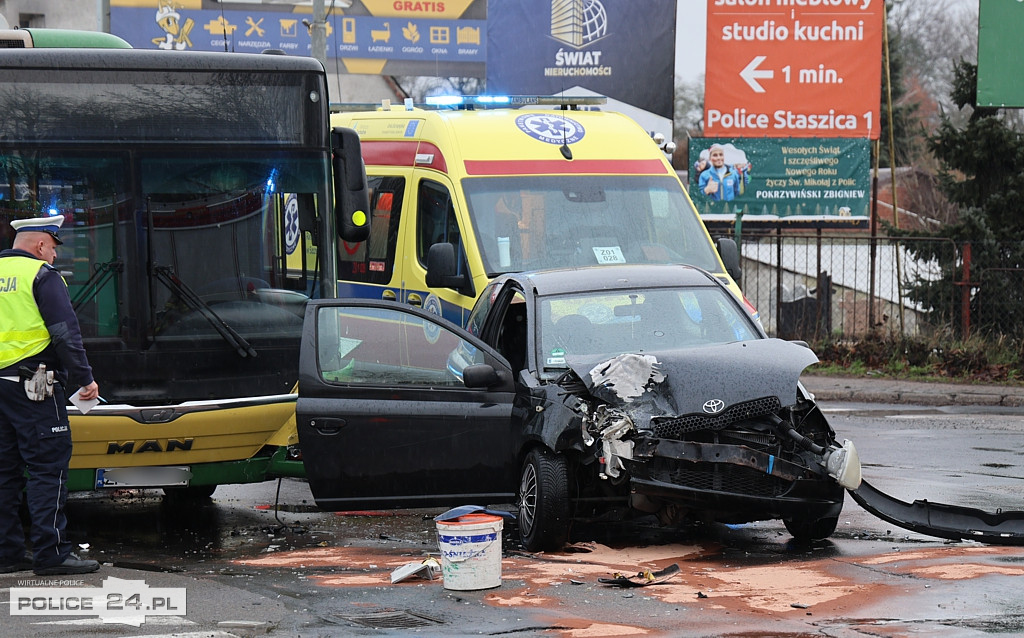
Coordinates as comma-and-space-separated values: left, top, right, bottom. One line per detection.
698, 143, 751, 202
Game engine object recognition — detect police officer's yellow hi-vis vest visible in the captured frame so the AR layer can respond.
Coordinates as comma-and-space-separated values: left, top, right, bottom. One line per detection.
0, 255, 52, 369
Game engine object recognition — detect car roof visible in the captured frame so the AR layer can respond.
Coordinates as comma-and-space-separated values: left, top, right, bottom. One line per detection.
501, 264, 721, 297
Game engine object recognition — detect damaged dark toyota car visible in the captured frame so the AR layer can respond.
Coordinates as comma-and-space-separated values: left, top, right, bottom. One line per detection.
296, 264, 860, 551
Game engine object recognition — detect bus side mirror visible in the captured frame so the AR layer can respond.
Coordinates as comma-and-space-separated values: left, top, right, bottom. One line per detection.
716, 237, 742, 283
331, 127, 370, 243
426, 242, 473, 296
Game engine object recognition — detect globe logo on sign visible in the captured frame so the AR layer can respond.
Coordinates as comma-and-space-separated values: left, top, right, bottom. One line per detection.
551, 0, 607, 48
515, 113, 586, 145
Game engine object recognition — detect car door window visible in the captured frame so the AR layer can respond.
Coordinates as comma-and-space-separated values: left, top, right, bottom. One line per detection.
494, 291, 528, 374
316, 305, 482, 386
466, 281, 499, 338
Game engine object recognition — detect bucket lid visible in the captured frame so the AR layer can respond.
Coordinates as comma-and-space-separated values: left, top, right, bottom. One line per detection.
434, 505, 516, 522
437, 513, 503, 526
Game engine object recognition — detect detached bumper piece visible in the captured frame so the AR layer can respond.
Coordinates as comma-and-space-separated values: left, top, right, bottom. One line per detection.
850, 479, 1024, 545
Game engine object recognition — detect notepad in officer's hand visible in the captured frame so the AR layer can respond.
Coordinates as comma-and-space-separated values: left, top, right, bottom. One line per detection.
70, 388, 99, 414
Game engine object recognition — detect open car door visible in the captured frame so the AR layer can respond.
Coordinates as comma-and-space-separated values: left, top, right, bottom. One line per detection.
297, 299, 517, 510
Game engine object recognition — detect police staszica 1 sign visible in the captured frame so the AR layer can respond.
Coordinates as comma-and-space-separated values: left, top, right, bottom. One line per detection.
703, 0, 883, 140
688, 137, 870, 228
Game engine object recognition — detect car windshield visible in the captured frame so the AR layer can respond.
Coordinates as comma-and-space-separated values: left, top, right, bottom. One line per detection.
538, 285, 759, 377
461, 175, 721, 275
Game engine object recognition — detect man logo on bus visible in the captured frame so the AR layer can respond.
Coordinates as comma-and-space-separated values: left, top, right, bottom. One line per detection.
152, 0, 195, 50
515, 114, 586, 145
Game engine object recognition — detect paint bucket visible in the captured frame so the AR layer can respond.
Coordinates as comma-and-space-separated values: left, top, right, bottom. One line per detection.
435, 513, 503, 590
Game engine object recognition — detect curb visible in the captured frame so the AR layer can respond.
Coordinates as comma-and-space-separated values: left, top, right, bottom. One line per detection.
801, 376, 1024, 408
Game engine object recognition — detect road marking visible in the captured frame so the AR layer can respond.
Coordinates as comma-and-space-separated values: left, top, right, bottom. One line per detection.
35, 615, 192, 627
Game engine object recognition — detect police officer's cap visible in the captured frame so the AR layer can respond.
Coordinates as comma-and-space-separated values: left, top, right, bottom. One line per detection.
10, 214, 64, 245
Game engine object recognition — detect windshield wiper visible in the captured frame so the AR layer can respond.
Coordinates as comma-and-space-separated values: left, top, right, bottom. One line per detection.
71, 259, 123, 311
151, 265, 258, 358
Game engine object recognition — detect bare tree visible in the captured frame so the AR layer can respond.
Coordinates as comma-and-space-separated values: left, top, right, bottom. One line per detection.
392, 76, 482, 102
671, 75, 704, 169
673, 74, 704, 136
888, 0, 977, 128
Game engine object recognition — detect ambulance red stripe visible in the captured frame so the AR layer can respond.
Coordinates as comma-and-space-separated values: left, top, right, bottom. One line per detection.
463, 159, 668, 175
361, 140, 447, 173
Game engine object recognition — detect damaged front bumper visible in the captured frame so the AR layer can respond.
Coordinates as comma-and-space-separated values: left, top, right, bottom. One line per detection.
622, 436, 846, 520
850, 479, 1024, 545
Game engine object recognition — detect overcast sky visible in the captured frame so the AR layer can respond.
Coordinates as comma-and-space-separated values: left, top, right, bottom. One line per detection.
675, 0, 980, 84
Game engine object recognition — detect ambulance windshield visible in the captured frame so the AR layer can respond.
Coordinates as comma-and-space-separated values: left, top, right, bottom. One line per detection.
461, 175, 721, 275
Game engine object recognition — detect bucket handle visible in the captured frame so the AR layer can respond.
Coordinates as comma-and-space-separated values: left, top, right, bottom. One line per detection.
437, 534, 496, 563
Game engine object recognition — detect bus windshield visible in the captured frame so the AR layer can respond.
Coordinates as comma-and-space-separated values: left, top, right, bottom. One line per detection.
461, 175, 722, 275
0, 50, 335, 406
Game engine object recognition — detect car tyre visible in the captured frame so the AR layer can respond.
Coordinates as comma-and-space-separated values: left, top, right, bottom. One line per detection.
518, 447, 570, 552
784, 515, 839, 542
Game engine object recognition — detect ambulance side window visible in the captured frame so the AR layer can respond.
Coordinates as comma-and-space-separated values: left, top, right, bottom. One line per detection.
337, 175, 404, 284
416, 179, 466, 274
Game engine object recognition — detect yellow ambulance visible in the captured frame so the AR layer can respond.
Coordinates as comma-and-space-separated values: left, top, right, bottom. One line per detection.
330, 95, 748, 326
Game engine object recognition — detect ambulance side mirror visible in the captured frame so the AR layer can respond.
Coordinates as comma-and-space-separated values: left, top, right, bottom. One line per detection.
426, 242, 473, 296
716, 237, 742, 283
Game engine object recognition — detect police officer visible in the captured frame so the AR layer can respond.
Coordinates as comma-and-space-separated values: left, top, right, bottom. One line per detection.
0, 214, 100, 575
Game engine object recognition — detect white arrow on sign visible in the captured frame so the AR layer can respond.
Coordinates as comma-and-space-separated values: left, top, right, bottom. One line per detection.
740, 56, 774, 93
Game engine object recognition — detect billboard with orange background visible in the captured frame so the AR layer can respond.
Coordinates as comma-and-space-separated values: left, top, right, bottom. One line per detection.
704, 0, 882, 139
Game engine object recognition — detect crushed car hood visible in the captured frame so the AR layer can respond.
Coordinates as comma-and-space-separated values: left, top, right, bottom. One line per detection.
567, 339, 819, 417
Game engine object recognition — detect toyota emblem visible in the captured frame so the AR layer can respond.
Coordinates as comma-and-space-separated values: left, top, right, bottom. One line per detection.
702, 399, 725, 414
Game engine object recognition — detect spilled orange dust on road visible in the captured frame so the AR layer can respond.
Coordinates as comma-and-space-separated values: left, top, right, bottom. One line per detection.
233, 540, 1024, 636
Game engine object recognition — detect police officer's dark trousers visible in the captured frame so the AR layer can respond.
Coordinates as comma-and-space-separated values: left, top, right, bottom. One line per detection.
0, 378, 73, 569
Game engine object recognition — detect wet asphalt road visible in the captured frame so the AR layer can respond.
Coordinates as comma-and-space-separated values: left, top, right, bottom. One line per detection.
4, 400, 1024, 637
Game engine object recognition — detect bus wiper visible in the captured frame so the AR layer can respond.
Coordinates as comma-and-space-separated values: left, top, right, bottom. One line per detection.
151, 265, 258, 358
72, 259, 123, 311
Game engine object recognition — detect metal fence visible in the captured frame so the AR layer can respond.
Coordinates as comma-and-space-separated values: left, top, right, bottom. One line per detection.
721, 231, 1024, 342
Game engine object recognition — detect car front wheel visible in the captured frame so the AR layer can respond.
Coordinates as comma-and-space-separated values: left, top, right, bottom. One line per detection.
784, 515, 839, 542
518, 447, 570, 552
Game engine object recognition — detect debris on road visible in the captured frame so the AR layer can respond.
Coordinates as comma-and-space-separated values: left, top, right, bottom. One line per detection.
598, 563, 680, 587
390, 557, 441, 583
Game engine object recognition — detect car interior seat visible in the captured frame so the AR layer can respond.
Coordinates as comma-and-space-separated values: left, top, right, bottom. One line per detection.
552, 314, 595, 355
498, 303, 528, 373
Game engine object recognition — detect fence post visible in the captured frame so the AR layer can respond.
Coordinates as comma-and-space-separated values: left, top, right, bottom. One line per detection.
775, 227, 783, 338
815, 229, 823, 340
960, 241, 972, 339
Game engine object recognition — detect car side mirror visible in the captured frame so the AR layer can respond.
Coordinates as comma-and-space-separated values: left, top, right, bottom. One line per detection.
716, 237, 742, 283
463, 363, 500, 388
426, 242, 473, 296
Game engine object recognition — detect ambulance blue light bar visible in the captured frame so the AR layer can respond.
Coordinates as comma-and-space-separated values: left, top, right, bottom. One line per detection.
422, 94, 606, 108
330, 95, 607, 113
